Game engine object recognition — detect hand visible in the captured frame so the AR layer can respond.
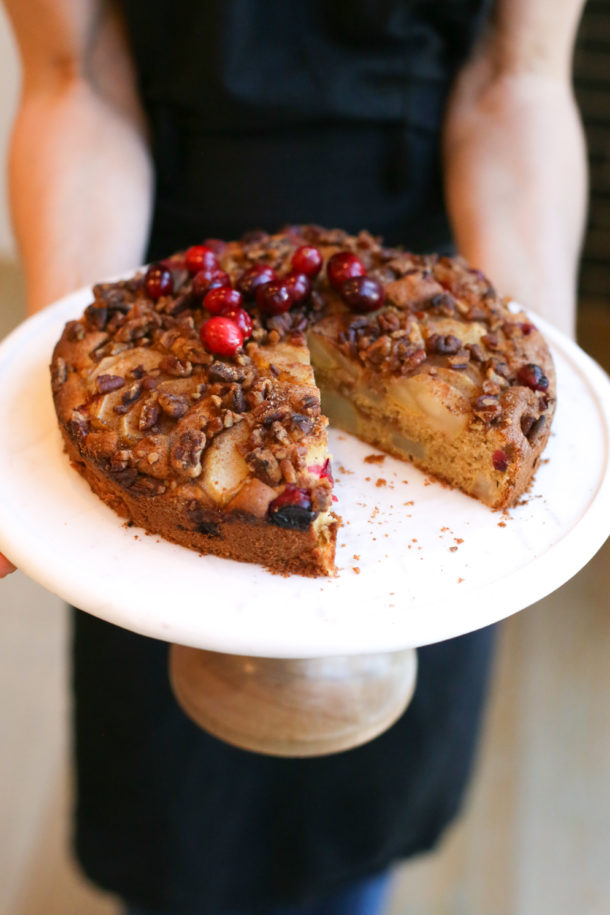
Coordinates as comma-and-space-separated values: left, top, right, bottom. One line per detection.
0, 553, 16, 578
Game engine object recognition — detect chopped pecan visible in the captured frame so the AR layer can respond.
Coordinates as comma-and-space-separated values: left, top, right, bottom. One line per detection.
467, 343, 486, 363
159, 354, 192, 376
51, 357, 67, 390
158, 391, 189, 419
522, 414, 546, 443
246, 447, 282, 485
208, 361, 247, 384
473, 395, 502, 423
93, 285, 130, 312
428, 293, 457, 316
271, 420, 291, 446
482, 379, 502, 396
109, 449, 132, 472
366, 335, 392, 363
297, 394, 320, 415
139, 399, 161, 432
162, 292, 192, 316
170, 430, 206, 478
426, 333, 462, 355
230, 386, 247, 413
66, 321, 86, 342
447, 348, 470, 370
481, 332, 500, 350
114, 381, 143, 414
67, 409, 89, 442
259, 403, 291, 426
84, 304, 108, 330
291, 413, 314, 435
279, 458, 297, 484
96, 374, 125, 394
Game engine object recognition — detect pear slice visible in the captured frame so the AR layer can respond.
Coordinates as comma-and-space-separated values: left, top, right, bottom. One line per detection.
88, 347, 163, 391
201, 420, 252, 505
388, 373, 470, 439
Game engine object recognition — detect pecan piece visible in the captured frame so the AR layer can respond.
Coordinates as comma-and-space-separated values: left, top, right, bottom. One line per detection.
84, 304, 108, 330
96, 374, 125, 394
66, 321, 86, 342
139, 399, 161, 432
246, 447, 282, 485
51, 357, 67, 390
208, 361, 247, 384
279, 458, 297, 484
290, 413, 314, 435
426, 333, 462, 355
158, 392, 189, 419
473, 395, 502, 423
159, 354, 192, 377
170, 430, 206, 478
66, 409, 89, 442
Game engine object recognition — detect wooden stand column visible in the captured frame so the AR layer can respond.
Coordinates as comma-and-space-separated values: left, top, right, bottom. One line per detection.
169, 645, 417, 757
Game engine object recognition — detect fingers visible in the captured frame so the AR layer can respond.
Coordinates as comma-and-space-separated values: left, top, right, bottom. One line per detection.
0, 553, 17, 577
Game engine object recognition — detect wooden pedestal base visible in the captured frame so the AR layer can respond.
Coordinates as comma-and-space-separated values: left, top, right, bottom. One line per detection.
169, 645, 417, 757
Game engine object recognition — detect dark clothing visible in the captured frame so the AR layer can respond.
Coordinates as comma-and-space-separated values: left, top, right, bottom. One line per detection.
73, 613, 495, 914
73, 2, 495, 912
119, 0, 491, 256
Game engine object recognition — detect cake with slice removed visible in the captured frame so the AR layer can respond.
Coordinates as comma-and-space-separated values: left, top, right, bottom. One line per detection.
51, 225, 555, 576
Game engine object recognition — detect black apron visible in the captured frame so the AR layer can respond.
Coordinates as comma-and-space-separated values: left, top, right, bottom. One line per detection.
73, 3, 495, 912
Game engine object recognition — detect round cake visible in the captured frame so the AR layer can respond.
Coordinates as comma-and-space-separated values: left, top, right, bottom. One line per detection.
51, 225, 556, 576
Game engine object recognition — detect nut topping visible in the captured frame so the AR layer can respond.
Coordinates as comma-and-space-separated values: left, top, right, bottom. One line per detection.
170, 429, 206, 478
96, 374, 125, 394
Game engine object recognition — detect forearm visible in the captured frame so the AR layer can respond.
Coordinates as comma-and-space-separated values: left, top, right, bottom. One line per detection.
9, 75, 153, 315
444, 69, 586, 337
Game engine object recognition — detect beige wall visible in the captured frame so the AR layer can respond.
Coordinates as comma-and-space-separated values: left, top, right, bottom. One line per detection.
0, 6, 19, 258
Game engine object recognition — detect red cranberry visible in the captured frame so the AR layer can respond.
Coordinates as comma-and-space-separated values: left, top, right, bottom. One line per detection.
192, 268, 231, 300
520, 322, 536, 336
291, 245, 323, 276
517, 363, 549, 392
320, 457, 334, 485
327, 251, 366, 289
284, 272, 312, 304
307, 459, 334, 484
237, 264, 277, 299
221, 305, 253, 339
268, 486, 316, 531
145, 263, 173, 299
200, 316, 243, 357
257, 280, 294, 315
492, 450, 509, 472
340, 276, 385, 313
185, 245, 219, 276
203, 286, 244, 315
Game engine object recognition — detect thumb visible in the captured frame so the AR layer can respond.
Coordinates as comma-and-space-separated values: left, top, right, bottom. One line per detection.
0, 553, 16, 577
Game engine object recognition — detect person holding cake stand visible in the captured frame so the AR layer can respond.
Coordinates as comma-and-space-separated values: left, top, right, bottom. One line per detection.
0, 1, 587, 914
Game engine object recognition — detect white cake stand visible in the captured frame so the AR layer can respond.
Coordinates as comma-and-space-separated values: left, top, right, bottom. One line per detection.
0, 290, 609, 754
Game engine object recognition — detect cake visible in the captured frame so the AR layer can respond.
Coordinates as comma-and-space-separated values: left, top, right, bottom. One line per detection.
51, 226, 556, 576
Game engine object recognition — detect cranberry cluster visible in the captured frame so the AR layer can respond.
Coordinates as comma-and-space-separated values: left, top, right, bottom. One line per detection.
145, 242, 386, 357
193, 243, 323, 357
326, 252, 385, 313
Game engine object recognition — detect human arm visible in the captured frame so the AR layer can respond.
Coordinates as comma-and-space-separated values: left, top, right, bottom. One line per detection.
443, 0, 587, 338
0, 0, 153, 576
3, 0, 153, 316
